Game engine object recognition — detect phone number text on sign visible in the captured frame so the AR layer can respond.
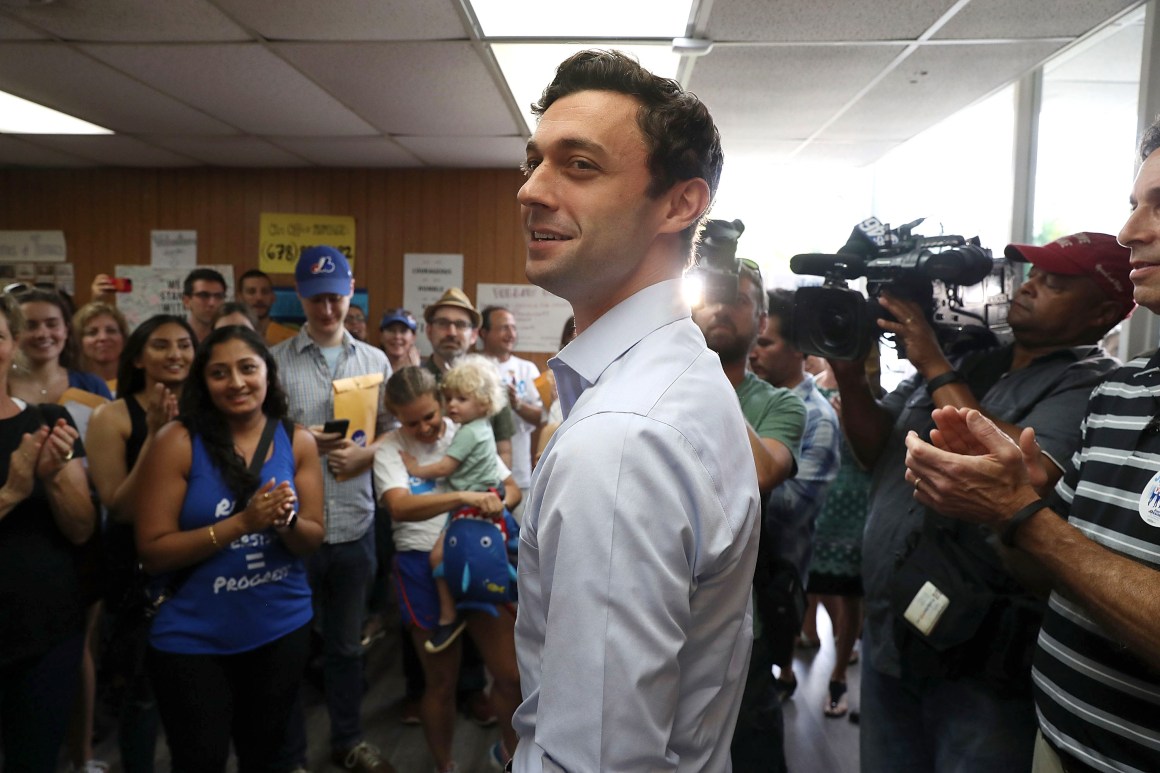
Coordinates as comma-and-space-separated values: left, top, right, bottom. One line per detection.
259, 213, 356, 274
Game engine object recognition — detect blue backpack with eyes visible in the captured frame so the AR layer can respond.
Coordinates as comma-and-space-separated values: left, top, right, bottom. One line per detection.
437, 500, 519, 616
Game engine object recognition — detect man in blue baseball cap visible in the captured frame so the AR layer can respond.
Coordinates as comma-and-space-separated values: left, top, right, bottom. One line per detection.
273, 245, 396, 773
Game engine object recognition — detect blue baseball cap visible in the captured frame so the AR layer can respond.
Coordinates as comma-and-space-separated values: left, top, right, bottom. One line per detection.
379, 308, 417, 332
295, 246, 353, 298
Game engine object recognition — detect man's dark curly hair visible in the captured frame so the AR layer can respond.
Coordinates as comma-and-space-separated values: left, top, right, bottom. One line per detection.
532, 49, 724, 251
1141, 115, 1160, 162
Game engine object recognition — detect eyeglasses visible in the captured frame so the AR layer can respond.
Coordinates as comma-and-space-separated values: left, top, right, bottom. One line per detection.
429, 318, 473, 332
190, 291, 226, 302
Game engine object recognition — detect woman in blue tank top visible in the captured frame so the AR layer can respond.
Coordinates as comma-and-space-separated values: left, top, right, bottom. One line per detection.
132, 325, 324, 773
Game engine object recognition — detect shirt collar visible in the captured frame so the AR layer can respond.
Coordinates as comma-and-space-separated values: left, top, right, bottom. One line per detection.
549, 279, 690, 415
292, 325, 354, 353
791, 372, 816, 399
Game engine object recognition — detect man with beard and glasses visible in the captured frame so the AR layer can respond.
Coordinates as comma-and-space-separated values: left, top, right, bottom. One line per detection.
422, 288, 515, 470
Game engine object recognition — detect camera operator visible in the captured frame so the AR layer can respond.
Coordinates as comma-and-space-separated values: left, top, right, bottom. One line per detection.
692, 261, 805, 773
831, 232, 1133, 772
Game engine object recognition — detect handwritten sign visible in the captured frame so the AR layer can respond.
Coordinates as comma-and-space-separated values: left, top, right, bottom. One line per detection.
476, 283, 573, 353
114, 264, 234, 330
0, 231, 66, 263
150, 230, 197, 268
259, 213, 356, 274
403, 253, 464, 357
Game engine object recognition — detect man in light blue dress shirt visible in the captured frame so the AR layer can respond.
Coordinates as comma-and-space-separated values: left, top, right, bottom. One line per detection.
511, 50, 762, 772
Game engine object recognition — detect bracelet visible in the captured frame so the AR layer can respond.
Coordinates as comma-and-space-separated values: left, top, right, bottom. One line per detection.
1001, 498, 1049, 547
925, 370, 964, 396
208, 524, 220, 549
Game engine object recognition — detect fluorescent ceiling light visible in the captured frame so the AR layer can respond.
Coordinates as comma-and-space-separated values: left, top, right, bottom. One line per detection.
0, 91, 112, 134
471, 0, 694, 39
492, 43, 682, 134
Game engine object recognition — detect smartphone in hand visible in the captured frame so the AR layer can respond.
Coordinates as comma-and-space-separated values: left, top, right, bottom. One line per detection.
322, 419, 350, 437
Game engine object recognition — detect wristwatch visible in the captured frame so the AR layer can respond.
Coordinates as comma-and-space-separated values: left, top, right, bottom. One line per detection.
275, 509, 298, 531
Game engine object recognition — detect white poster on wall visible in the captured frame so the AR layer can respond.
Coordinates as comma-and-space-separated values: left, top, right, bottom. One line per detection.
475, 283, 573, 354
0, 231, 67, 263
403, 253, 464, 356
150, 230, 197, 268
114, 264, 234, 330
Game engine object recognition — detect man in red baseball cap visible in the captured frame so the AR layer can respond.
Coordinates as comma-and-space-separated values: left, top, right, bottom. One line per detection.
831, 228, 1133, 773
903, 124, 1160, 772
1005, 231, 1135, 319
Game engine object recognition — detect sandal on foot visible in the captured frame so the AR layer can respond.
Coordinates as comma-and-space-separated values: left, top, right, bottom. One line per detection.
425, 617, 467, 654
774, 674, 797, 702
824, 680, 848, 718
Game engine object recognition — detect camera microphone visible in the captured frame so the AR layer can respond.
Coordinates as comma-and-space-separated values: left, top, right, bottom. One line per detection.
790, 252, 864, 278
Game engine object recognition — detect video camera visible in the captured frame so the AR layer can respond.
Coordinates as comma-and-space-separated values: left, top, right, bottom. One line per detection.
694, 218, 747, 306
790, 217, 1015, 360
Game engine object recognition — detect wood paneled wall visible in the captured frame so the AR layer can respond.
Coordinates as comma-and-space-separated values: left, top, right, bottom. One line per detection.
0, 167, 552, 364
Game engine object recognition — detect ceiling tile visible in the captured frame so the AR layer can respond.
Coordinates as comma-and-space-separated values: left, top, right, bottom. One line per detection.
935, 0, 1139, 40
0, 43, 236, 134
271, 137, 421, 166
394, 135, 527, 167
214, 0, 468, 41
274, 41, 523, 135
5, 0, 251, 42
81, 43, 379, 136
146, 136, 309, 166
822, 40, 1061, 141
0, 135, 95, 167
690, 45, 906, 141
706, 0, 951, 42
13, 135, 199, 166
1044, 12, 1144, 82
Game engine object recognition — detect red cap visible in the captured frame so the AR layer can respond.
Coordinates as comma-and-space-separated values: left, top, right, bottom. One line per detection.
1004, 232, 1134, 317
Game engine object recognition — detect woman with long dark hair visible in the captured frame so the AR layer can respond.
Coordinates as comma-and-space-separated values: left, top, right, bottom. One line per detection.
86, 314, 195, 772
131, 326, 324, 772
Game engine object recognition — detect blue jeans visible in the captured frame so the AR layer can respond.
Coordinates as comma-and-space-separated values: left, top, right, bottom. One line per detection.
284, 529, 376, 757
860, 629, 1037, 773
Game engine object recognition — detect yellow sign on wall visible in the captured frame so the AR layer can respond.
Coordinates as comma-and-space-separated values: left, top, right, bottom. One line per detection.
259, 213, 356, 274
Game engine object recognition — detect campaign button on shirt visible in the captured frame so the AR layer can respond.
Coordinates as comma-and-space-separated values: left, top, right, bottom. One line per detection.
1137, 468, 1160, 527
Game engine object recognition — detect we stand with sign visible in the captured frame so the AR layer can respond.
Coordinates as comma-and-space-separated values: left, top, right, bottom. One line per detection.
259, 213, 356, 274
